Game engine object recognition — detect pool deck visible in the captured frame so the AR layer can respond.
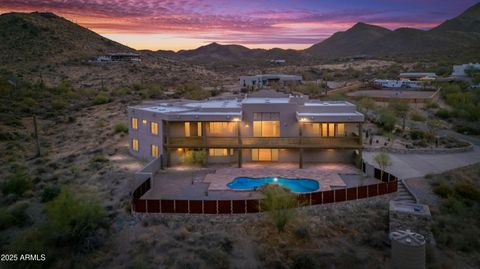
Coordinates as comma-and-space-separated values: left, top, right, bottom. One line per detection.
141, 163, 373, 200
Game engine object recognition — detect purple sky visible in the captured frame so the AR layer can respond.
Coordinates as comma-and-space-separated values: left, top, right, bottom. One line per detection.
0, 0, 477, 50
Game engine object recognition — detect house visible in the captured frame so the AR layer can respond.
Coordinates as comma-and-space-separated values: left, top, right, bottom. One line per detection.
128, 91, 364, 169
399, 72, 437, 81
94, 52, 141, 62
452, 63, 480, 77
373, 79, 424, 89
240, 74, 302, 88
269, 59, 286, 64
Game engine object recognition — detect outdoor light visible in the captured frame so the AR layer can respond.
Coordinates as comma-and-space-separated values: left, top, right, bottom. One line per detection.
273, 177, 278, 182
232, 117, 240, 122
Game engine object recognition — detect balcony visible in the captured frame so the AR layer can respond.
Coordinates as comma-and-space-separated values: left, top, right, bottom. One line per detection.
166, 136, 361, 149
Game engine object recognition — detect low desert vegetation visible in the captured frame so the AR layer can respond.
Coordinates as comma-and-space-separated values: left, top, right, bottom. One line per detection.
261, 184, 298, 232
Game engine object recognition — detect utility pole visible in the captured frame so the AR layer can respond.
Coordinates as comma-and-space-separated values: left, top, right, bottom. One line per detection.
33, 115, 41, 157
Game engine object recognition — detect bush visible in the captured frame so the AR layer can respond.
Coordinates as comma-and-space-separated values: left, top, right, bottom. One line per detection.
41, 185, 61, 202
1, 169, 32, 196
294, 225, 310, 241
51, 98, 67, 110
45, 188, 107, 251
90, 154, 109, 163
261, 184, 297, 232
113, 122, 128, 134
410, 111, 426, 122
183, 150, 205, 165
291, 253, 317, 269
433, 181, 453, 198
94, 92, 110, 105
378, 109, 397, 131
0, 202, 31, 230
436, 108, 451, 119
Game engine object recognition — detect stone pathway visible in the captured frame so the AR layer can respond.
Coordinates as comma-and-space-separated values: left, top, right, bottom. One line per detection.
394, 181, 416, 204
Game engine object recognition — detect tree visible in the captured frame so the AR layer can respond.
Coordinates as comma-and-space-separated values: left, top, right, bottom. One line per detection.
358, 97, 376, 115
374, 152, 392, 180
261, 184, 297, 232
427, 119, 442, 137
378, 108, 397, 132
389, 100, 410, 131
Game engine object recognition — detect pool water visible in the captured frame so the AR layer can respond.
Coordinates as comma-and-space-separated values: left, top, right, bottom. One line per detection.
227, 177, 319, 193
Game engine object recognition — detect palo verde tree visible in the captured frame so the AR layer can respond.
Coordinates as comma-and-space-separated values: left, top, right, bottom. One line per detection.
389, 100, 410, 132
261, 184, 297, 232
374, 152, 392, 180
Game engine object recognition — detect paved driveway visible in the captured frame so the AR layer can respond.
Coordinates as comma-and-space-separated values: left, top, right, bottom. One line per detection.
363, 145, 480, 179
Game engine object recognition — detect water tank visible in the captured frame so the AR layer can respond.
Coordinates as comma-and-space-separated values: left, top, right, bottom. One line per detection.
390, 229, 426, 269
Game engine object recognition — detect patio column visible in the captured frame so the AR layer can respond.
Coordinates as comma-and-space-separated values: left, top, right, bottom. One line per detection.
299, 122, 303, 169
237, 121, 242, 168
202, 122, 207, 166
163, 120, 170, 168
358, 123, 363, 144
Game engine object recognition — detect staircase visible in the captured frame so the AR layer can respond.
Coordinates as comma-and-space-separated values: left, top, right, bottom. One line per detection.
394, 180, 416, 204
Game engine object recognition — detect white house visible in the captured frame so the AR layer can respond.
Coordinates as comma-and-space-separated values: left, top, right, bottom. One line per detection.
452, 63, 480, 77
373, 79, 424, 89
240, 74, 302, 88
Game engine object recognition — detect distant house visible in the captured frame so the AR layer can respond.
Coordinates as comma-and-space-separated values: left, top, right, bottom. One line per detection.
452, 63, 480, 77
269, 59, 286, 64
240, 74, 302, 88
373, 79, 424, 89
94, 53, 141, 62
399, 72, 437, 81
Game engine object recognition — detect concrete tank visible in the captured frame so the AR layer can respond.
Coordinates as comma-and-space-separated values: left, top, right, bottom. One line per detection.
390, 229, 426, 269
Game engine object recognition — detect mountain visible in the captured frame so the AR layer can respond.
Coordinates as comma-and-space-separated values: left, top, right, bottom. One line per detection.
305, 3, 480, 59
432, 2, 480, 33
0, 12, 133, 67
305, 22, 391, 58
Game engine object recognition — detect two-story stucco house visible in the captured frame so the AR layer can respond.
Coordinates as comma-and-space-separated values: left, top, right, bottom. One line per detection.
128, 91, 364, 168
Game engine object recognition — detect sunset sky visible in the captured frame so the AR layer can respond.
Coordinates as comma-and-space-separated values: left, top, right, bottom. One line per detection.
0, 0, 477, 51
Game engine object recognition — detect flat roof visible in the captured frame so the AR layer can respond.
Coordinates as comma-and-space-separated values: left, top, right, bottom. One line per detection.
242, 97, 291, 104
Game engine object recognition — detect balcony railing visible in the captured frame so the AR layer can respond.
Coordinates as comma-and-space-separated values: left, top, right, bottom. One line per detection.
166, 136, 361, 148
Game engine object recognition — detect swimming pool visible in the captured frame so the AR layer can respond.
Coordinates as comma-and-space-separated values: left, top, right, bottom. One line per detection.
227, 177, 319, 193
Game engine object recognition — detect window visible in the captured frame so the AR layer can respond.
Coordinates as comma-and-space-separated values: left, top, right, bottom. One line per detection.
328, 124, 335, 137
209, 148, 229, 156
197, 122, 202, 136
337, 123, 345, 137
185, 122, 190, 137
131, 117, 138, 130
151, 144, 159, 157
312, 123, 320, 135
132, 138, 139, 151
150, 122, 158, 135
321, 123, 328, 137
251, 149, 278, 161
253, 113, 280, 137
209, 122, 234, 135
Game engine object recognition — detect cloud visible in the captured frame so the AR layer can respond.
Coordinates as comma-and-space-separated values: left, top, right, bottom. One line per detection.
0, 0, 475, 49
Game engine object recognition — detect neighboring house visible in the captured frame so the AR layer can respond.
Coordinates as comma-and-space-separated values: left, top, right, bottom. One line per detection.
94, 53, 141, 62
452, 63, 480, 77
240, 74, 302, 88
269, 59, 286, 64
373, 79, 425, 89
399, 72, 437, 81
128, 91, 364, 168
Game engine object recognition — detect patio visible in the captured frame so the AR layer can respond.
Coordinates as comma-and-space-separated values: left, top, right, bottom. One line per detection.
141, 163, 375, 200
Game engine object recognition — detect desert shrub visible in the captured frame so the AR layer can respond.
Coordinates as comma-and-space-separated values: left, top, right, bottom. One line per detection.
1, 169, 32, 196
51, 98, 67, 110
410, 111, 426, 122
291, 253, 317, 269
182, 150, 205, 165
294, 225, 310, 241
114, 122, 128, 134
378, 109, 397, 131
41, 185, 61, 202
90, 154, 109, 163
0, 202, 31, 230
436, 108, 451, 119
433, 181, 453, 198
453, 182, 480, 201
425, 101, 439, 109
261, 184, 297, 232
94, 92, 110, 105
45, 187, 107, 251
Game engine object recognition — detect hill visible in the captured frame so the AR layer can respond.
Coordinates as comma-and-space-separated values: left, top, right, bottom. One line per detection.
305, 3, 480, 59
0, 12, 133, 68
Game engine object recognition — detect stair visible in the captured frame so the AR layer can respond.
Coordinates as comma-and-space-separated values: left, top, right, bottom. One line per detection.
394, 180, 416, 204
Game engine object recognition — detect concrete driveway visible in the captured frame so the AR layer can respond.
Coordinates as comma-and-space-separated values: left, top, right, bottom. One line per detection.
363, 145, 480, 179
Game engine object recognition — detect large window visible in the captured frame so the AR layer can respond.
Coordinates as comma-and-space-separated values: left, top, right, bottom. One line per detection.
253, 113, 280, 137
132, 138, 139, 151
209, 122, 234, 135
252, 149, 278, 161
150, 122, 159, 135
184, 122, 202, 137
151, 144, 159, 157
306, 123, 346, 137
209, 148, 230, 156
131, 117, 138, 130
